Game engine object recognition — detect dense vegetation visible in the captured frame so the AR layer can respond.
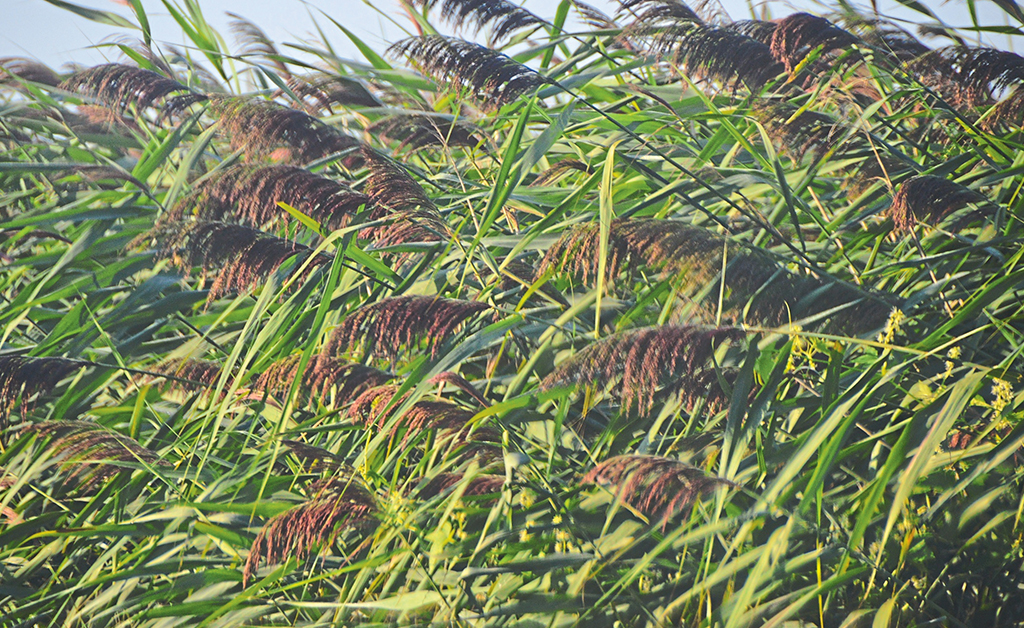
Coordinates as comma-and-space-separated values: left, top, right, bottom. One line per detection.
2, 0, 1024, 625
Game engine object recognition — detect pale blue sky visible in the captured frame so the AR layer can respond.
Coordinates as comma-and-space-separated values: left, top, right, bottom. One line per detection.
0, 0, 1017, 70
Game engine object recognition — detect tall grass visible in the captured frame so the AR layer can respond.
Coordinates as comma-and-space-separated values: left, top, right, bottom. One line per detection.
1, 0, 1023, 625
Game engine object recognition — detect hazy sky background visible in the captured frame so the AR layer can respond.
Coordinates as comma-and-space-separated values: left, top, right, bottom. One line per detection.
0, 0, 1018, 70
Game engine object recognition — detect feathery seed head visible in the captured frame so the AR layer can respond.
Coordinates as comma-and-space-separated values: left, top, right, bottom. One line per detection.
583, 455, 732, 527
387, 35, 547, 110
243, 482, 376, 585
61, 63, 206, 116
888, 174, 987, 232
0, 356, 81, 419
324, 295, 490, 360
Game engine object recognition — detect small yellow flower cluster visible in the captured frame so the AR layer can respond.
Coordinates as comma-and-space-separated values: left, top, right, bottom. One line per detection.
877, 308, 906, 344
785, 325, 814, 372
518, 490, 535, 510
944, 346, 961, 378
992, 377, 1014, 414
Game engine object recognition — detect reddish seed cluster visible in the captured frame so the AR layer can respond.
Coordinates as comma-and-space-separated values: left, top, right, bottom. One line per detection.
242, 482, 377, 585
324, 295, 490, 360
169, 165, 370, 232
583, 455, 732, 527
26, 420, 169, 491
541, 326, 744, 413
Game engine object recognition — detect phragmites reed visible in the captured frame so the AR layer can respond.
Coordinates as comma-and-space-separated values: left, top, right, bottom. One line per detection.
536, 217, 886, 330
537, 217, 724, 287
0, 356, 81, 417
367, 114, 482, 152
583, 455, 732, 526
617, 0, 701, 25
430, 371, 489, 407
252, 355, 392, 406
415, 472, 505, 498
912, 46, 1024, 109
26, 421, 168, 489
324, 296, 490, 360
728, 19, 777, 45
387, 35, 547, 110
346, 385, 498, 450
286, 74, 382, 112
169, 165, 370, 231
358, 148, 449, 247
60, 63, 206, 115
243, 481, 377, 585
529, 159, 593, 187
888, 175, 987, 232
571, 1, 619, 30
410, 0, 545, 44
0, 58, 61, 86
65, 104, 141, 136
228, 13, 288, 75
668, 24, 784, 90
151, 359, 222, 391
752, 102, 844, 160
753, 102, 910, 197
208, 97, 362, 165
768, 13, 859, 73
541, 326, 744, 413
280, 439, 343, 472
617, 0, 703, 54
848, 19, 929, 64
361, 147, 438, 213
149, 221, 330, 303
985, 89, 1024, 129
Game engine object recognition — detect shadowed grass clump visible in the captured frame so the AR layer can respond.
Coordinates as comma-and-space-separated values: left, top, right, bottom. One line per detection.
542, 326, 744, 413
387, 35, 547, 110
26, 421, 169, 490
170, 165, 370, 231
888, 174, 988, 232
583, 455, 733, 527
209, 97, 362, 164
252, 355, 392, 406
149, 221, 329, 303
324, 296, 490, 360
0, 356, 81, 417
410, 0, 544, 44
243, 481, 377, 585
61, 63, 206, 115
